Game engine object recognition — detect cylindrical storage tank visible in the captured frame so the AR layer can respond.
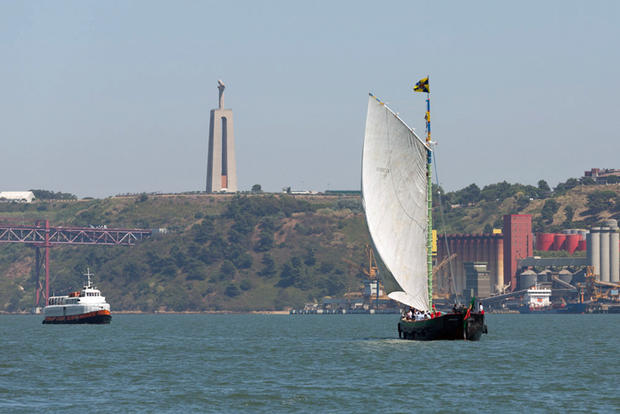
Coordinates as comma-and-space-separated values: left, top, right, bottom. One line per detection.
537, 270, 550, 283
558, 269, 573, 284
518, 270, 537, 290
610, 227, 619, 284
565, 234, 580, 255
551, 234, 566, 251
536, 233, 555, 251
497, 238, 505, 291
588, 228, 601, 279
577, 239, 587, 251
600, 227, 610, 282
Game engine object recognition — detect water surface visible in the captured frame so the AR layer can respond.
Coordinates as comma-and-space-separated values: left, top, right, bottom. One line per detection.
1, 314, 618, 413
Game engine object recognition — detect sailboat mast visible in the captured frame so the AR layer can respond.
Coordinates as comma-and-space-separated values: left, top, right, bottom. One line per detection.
425, 91, 433, 310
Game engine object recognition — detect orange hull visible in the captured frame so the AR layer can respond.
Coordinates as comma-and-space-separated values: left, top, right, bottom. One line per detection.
43, 310, 111, 324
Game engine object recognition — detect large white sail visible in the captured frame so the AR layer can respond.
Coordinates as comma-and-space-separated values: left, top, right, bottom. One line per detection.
362, 94, 431, 312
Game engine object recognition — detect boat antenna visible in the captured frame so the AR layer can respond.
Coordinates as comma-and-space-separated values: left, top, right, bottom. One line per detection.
84, 267, 94, 288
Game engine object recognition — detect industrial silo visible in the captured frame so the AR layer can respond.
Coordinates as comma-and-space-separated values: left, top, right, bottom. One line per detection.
577, 239, 587, 252
606, 219, 619, 283
537, 270, 550, 283
558, 269, 573, 284
600, 227, 611, 282
518, 269, 537, 290
577, 229, 588, 240
552, 234, 566, 251
536, 233, 555, 251
565, 234, 580, 255
587, 228, 601, 279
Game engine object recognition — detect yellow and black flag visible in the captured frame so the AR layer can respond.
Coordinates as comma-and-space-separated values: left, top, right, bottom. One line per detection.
413, 77, 429, 93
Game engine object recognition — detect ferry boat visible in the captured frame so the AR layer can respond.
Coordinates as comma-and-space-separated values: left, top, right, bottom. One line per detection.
518, 284, 590, 314
518, 284, 556, 313
42, 269, 111, 324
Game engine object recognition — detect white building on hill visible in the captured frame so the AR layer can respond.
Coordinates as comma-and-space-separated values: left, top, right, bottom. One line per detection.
0, 191, 36, 203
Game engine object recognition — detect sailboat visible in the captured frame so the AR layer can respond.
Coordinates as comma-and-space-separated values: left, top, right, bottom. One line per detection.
362, 89, 487, 340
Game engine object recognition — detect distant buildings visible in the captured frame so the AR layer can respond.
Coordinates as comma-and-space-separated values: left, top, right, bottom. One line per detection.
435, 213, 620, 299
584, 168, 620, 183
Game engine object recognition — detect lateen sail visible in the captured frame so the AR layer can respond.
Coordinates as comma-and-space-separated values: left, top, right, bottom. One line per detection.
362, 94, 431, 312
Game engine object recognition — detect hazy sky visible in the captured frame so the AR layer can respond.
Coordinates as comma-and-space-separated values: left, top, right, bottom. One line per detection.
1, 1, 619, 198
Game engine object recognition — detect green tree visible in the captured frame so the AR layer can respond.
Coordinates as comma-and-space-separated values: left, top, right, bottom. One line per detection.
480, 181, 515, 202
254, 231, 274, 252
541, 199, 560, 223
219, 260, 237, 280
554, 178, 579, 194
225, 284, 241, 297
537, 180, 551, 198
30, 189, 77, 200
259, 254, 277, 277
580, 177, 596, 185
563, 205, 574, 225
277, 263, 301, 288
233, 252, 253, 269
251, 184, 263, 193
303, 249, 316, 266
240, 279, 253, 291
454, 183, 481, 205
586, 191, 616, 214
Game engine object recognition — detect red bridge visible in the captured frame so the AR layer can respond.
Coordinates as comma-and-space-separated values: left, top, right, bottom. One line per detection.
0, 224, 152, 246
0, 220, 153, 308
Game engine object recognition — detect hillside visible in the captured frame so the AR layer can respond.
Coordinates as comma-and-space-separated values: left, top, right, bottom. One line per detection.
0, 182, 618, 312
0, 194, 381, 312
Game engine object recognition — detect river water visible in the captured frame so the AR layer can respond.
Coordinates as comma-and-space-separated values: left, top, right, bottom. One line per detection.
1, 314, 618, 413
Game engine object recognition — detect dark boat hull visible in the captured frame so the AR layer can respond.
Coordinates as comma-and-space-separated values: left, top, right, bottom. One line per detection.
398, 312, 486, 341
518, 303, 588, 314
42, 311, 111, 324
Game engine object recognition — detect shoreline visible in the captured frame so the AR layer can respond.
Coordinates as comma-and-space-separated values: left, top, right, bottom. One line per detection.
0, 310, 292, 315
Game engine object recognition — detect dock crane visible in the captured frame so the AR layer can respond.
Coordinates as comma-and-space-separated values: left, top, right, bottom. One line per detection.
432, 253, 457, 299
342, 245, 381, 309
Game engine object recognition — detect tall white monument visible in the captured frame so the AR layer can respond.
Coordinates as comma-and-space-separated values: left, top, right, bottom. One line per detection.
206, 80, 237, 193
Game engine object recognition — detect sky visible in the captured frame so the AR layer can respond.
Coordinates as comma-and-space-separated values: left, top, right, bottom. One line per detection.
1, 1, 619, 198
